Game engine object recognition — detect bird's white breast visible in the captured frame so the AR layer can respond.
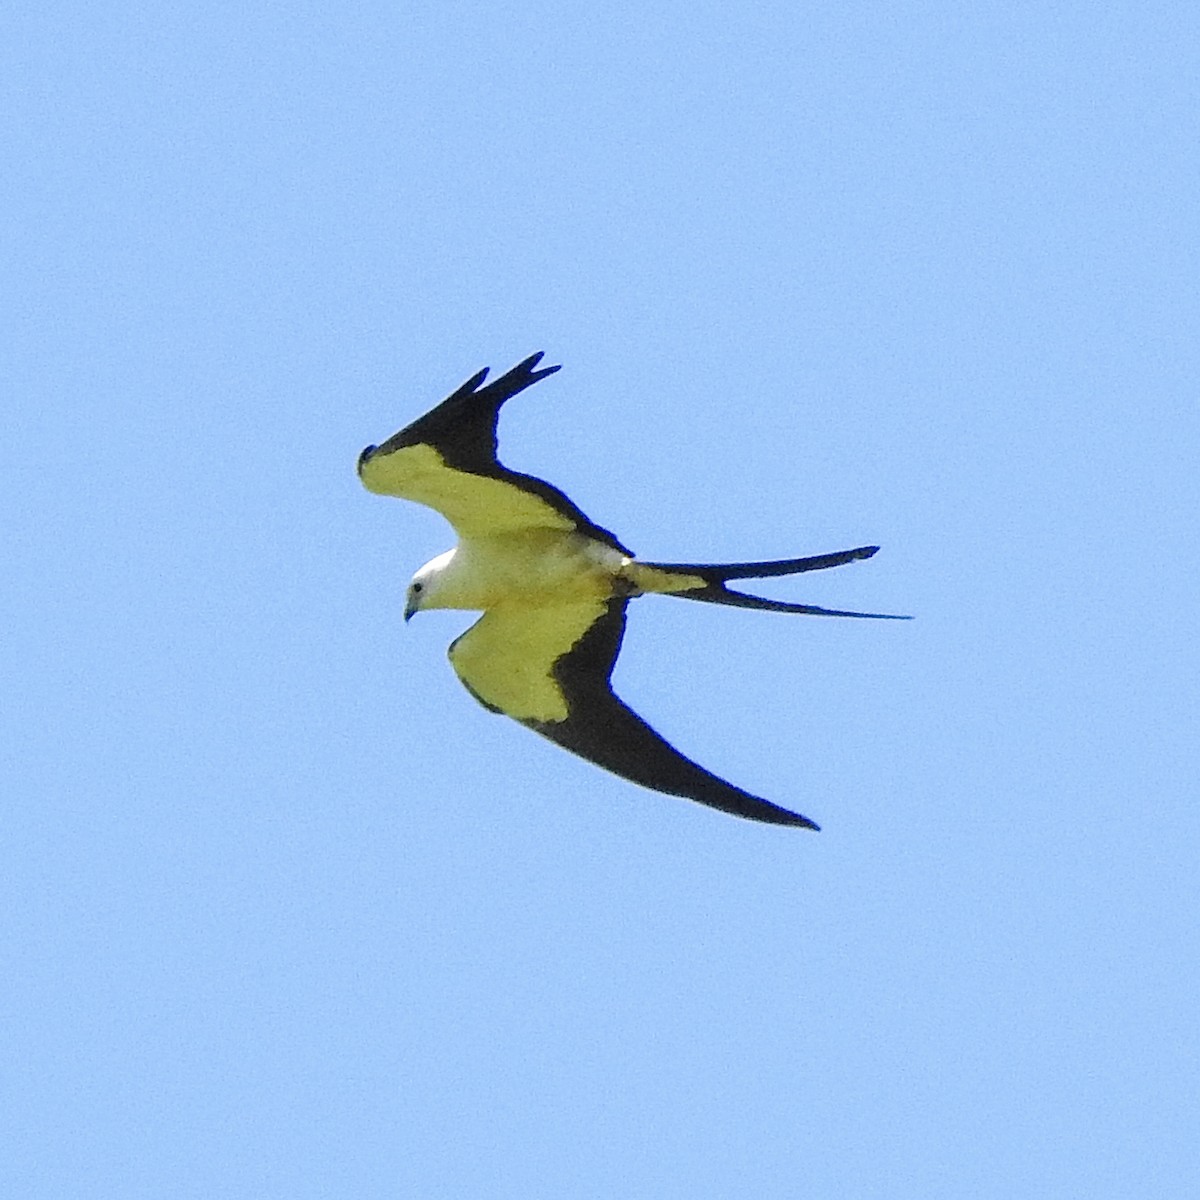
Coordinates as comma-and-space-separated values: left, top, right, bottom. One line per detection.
430, 531, 628, 612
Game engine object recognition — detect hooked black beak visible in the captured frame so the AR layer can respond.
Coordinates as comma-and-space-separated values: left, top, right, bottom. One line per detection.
404, 600, 417, 623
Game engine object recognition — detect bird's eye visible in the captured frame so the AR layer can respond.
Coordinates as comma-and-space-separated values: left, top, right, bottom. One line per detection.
412, 582, 423, 593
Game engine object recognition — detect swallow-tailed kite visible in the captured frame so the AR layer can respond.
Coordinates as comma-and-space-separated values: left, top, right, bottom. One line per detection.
358, 353, 907, 828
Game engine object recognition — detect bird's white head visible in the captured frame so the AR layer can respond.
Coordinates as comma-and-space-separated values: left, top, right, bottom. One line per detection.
404, 548, 457, 622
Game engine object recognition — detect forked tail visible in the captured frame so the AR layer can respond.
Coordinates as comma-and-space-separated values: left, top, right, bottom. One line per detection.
632, 545, 910, 619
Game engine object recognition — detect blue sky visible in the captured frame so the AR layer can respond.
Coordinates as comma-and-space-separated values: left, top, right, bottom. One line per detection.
4, 2, 1198, 1196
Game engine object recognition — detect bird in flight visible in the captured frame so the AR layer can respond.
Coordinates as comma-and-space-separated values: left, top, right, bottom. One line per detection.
358, 353, 907, 829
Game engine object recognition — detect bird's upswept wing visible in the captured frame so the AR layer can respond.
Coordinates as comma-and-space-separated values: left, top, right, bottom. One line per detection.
358, 353, 629, 550
449, 598, 818, 828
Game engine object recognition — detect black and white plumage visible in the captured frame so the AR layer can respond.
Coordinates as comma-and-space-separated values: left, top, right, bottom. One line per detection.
358, 353, 907, 828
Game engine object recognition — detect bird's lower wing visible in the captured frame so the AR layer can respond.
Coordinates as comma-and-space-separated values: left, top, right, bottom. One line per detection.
531, 685, 820, 828
449, 599, 818, 828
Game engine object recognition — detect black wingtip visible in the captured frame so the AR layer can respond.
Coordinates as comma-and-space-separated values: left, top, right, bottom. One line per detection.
459, 354, 561, 397
466, 354, 563, 406
783, 812, 821, 831
518, 351, 562, 380
460, 366, 490, 393
463, 354, 560, 391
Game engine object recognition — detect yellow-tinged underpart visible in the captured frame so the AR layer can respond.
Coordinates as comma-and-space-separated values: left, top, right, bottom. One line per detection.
622, 562, 708, 595
443, 559, 709, 723
448, 599, 608, 722
359, 443, 577, 538
427, 530, 626, 612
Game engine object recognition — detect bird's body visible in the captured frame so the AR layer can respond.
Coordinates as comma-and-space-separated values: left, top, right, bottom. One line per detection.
418, 531, 634, 613
359, 353, 907, 828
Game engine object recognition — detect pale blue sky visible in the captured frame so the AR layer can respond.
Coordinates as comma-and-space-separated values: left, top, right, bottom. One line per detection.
4, 2, 1198, 1196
